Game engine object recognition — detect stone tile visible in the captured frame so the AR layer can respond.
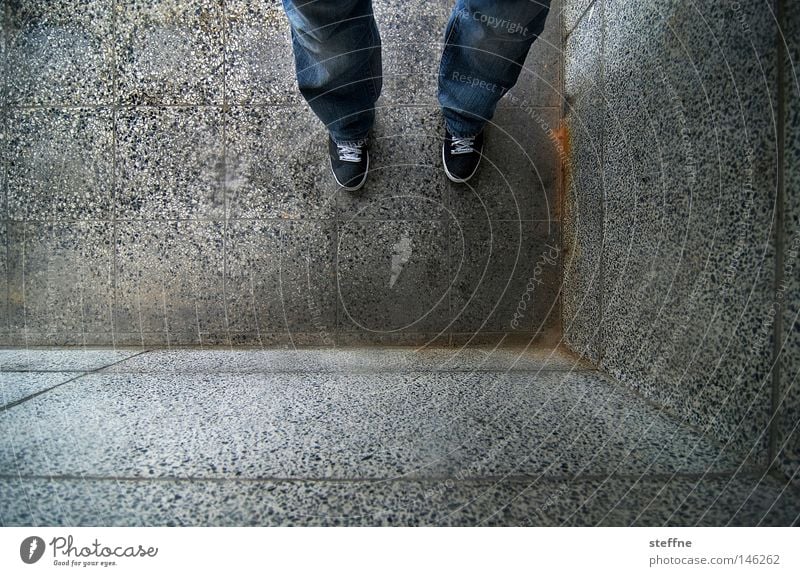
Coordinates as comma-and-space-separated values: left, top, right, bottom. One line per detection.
0, 349, 139, 372
6, 222, 114, 337
586, 474, 800, 527
2, 473, 797, 527
114, 220, 226, 344
779, 362, 800, 484
563, 0, 597, 36
491, 473, 800, 527
224, 0, 300, 106
449, 220, 560, 336
599, 0, 778, 464
116, 0, 224, 105
5, 0, 114, 106
0, 333, 146, 347
224, 106, 336, 219
0, 372, 75, 406
98, 346, 584, 374
115, 107, 225, 220
0, 370, 744, 480
446, 107, 561, 223
602, 1, 681, 181
108, 331, 330, 347
6, 108, 113, 220
563, 5, 604, 364
375, 0, 450, 106
778, 4, 800, 483
450, 331, 561, 348
0, 222, 6, 336
225, 220, 336, 341
337, 106, 447, 220
440, 370, 746, 478
337, 220, 450, 335
564, 0, 601, 99
0, 2, 5, 105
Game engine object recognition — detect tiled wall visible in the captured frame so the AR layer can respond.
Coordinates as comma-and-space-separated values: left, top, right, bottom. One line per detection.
780, 0, 799, 485
0, 0, 563, 347
562, 0, 799, 482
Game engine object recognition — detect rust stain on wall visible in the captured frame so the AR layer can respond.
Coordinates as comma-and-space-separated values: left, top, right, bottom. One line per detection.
552, 119, 571, 222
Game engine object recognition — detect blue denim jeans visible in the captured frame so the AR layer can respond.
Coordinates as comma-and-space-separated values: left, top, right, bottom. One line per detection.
283, 0, 551, 141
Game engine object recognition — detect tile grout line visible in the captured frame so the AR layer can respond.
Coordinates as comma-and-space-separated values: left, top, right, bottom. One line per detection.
0, 349, 151, 413
768, 0, 786, 470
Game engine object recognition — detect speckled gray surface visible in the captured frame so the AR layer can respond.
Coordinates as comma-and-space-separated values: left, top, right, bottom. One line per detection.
563, 0, 597, 36
447, 107, 561, 223
337, 220, 450, 335
114, 220, 226, 342
5, 0, 114, 106
6, 108, 114, 220
0, 222, 7, 338
778, 3, 800, 484
1, 473, 796, 527
116, 0, 224, 105
0, 349, 140, 372
115, 107, 225, 220
0, 367, 746, 480
225, 219, 336, 338
0, 0, 797, 526
0, 372, 75, 406
450, 220, 560, 337
6, 222, 114, 338
563, 0, 783, 471
224, 0, 299, 106
96, 346, 586, 373
0, 346, 793, 526
562, 0, 603, 364
224, 106, 337, 220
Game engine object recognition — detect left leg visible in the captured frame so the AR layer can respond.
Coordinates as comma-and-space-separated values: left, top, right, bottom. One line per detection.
438, 0, 552, 138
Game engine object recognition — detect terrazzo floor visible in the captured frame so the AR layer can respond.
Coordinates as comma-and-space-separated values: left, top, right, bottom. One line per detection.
1, 346, 798, 526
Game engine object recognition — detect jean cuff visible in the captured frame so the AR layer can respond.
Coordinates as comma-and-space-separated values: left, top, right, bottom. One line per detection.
443, 115, 486, 139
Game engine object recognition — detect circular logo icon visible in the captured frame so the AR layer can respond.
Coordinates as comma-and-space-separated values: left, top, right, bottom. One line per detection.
20, 536, 46, 564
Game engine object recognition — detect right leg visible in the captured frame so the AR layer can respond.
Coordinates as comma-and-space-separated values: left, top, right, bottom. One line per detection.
282, 0, 382, 142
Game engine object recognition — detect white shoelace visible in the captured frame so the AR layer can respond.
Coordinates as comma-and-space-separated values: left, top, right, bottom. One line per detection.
337, 143, 363, 163
451, 136, 476, 155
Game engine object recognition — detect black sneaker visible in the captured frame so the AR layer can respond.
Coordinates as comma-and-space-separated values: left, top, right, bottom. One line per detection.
328, 135, 369, 191
442, 128, 484, 183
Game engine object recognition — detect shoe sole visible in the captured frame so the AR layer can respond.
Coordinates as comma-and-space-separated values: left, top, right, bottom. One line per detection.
330, 151, 369, 192
442, 143, 482, 184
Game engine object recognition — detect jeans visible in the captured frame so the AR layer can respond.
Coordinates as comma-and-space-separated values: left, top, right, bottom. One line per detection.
282, 0, 551, 142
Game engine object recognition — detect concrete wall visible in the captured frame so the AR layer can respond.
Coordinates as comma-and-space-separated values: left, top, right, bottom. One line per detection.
0, 0, 563, 347
562, 0, 799, 482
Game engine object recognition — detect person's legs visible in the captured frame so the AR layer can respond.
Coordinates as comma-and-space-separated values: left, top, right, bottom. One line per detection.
283, 0, 382, 143
438, 0, 551, 138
